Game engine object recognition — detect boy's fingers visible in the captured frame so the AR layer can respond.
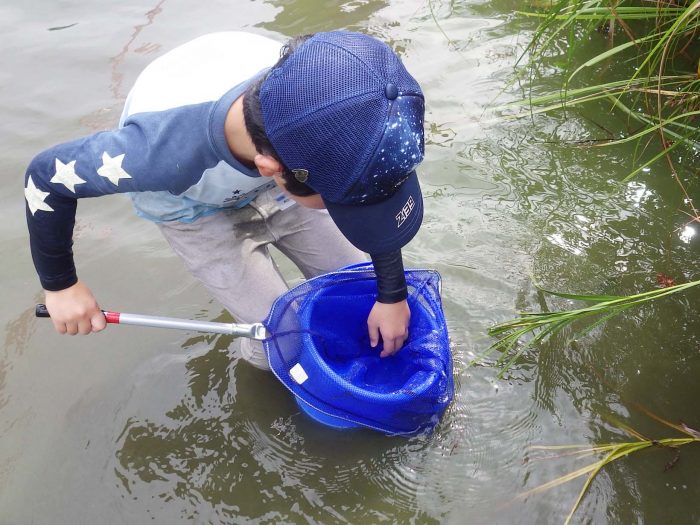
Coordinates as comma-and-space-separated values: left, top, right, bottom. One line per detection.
78, 319, 93, 335
379, 331, 409, 358
91, 312, 106, 332
381, 336, 397, 357
52, 320, 67, 334
368, 323, 379, 348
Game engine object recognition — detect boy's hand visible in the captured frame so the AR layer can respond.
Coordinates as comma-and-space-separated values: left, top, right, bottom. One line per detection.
44, 281, 106, 335
367, 300, 410, 357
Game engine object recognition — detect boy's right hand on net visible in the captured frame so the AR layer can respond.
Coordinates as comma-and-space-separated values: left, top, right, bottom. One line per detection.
44, 281, 106, 335
367, 299, 410, 358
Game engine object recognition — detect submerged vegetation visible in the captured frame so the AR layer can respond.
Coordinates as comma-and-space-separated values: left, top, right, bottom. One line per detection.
481, 277, 700, 376
486, 1, 700, 367
522, 411, 700, 525
482, 3, 700, 521
504, 0, 699, 222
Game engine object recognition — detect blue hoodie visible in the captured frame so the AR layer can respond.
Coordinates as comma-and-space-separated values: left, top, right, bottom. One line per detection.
25, 32, 281, 291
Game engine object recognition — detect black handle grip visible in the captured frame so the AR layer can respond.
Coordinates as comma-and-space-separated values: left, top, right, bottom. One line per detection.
36, 304, 50, 318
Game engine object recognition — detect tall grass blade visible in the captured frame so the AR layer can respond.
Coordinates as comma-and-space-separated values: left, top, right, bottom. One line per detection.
481, 279, 700, 375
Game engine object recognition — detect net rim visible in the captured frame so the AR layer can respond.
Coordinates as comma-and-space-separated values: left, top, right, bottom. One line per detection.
262, 265, 451, 435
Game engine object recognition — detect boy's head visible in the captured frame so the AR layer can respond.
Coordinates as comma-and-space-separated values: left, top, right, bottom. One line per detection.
244, 31, 425, 253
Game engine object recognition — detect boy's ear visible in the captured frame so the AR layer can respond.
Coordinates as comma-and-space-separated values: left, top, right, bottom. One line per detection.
254, 154, 283, 177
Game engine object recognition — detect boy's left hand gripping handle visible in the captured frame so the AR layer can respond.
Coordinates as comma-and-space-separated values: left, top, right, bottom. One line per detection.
35, 303, 111, 320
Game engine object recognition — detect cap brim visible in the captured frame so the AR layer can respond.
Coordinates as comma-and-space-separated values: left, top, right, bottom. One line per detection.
323, 171, 423, 253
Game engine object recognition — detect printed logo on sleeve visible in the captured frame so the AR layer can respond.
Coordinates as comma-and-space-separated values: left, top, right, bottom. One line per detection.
396, 195, 415, 228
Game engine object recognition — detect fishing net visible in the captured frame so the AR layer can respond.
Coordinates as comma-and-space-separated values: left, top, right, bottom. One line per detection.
263, 263, 453, 435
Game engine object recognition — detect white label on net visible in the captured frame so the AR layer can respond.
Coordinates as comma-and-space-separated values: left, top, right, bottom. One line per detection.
290, 363, 308, 384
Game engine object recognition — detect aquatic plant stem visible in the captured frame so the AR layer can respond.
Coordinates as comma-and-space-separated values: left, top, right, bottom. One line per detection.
523, 436, 699, 525
479, 278, 700, 376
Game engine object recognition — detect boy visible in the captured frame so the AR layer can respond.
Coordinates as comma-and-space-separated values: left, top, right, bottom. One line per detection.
25, 31, 425, 369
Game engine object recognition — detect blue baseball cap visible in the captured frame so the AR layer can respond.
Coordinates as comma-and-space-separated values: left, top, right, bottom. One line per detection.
260, 31, 425, 253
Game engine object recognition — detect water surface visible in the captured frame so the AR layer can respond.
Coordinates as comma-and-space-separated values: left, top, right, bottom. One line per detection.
1, 1, 698, 523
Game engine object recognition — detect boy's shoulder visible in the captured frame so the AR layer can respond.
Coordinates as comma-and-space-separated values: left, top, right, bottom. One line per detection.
123, 32, 281, 116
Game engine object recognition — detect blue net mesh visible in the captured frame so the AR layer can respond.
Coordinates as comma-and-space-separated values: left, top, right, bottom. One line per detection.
263, 263, 453, 435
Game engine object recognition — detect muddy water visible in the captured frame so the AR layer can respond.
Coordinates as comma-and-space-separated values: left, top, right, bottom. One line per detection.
1, 1, 698, 523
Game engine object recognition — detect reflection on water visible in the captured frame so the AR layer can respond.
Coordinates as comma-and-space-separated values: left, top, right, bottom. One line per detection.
80, 0, 167, 132
1, 0, 698, 523
679, 225, 696, 244
258, 0, 388, 35
113, 334, 446, 522
108, 1, 166, 101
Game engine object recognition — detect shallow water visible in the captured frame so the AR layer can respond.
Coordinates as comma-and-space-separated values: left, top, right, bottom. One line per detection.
1, 1, 698, 523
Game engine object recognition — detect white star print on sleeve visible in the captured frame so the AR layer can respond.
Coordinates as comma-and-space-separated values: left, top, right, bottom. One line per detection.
97, 152, 132, 185
25, 175, 54, 215
50, 159, 86, 193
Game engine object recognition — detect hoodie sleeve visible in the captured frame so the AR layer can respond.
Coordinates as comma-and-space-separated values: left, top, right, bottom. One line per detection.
24, 102, 218, 290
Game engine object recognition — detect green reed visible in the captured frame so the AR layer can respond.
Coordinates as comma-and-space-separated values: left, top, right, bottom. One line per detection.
520, 411, 700, 524
477, 278, 700, 376
503, 0, 700, 218
481, 1, 700, 373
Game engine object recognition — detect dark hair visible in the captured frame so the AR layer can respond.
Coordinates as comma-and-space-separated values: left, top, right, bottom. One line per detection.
243, 35, 317, 197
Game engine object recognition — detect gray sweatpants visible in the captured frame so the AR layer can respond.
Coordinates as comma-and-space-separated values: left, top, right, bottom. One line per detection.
158, 187, 366, 369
